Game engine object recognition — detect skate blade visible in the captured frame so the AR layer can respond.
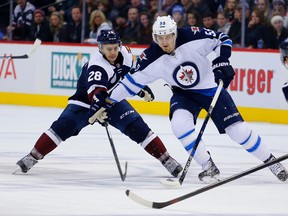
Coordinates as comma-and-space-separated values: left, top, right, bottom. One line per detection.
160, 178, 181, 189
200, 175, 220, 184
12, 168, 23, 175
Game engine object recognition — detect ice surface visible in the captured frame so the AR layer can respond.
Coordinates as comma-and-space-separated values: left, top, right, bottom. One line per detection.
0, 105, 287, 216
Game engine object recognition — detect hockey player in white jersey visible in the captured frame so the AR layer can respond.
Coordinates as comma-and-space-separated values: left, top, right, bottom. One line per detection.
16, 30, 183, 177
279, 39, 288, 102
95, 16, 288, 182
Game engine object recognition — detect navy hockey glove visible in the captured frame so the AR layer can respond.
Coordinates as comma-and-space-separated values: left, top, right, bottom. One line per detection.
283, 81, 288, 102
212, 56, 235, 88
88, 91, 112, 125
136, 86, 155, 102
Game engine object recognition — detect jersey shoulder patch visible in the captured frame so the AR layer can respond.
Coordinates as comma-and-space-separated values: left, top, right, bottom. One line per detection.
123, 46, 132, 53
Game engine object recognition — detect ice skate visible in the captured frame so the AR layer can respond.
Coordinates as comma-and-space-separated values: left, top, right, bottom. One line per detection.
265, 154, 288, 182
198, 155, 220, 183
162, 156, 183, 177
16, 154, 38, 173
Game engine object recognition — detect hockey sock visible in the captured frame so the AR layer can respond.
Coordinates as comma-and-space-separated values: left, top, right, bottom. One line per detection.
225, 122, 271, 161
141, 134, 169, 162
32, 129, 61, 159
171, 109, 210, 166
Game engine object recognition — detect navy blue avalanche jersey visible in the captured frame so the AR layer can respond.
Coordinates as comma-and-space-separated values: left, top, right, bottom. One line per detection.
68, 46, 133, 107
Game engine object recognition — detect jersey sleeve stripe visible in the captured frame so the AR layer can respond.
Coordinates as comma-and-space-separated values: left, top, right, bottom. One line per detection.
119, 82, 137, 96
126, 73, 145, 89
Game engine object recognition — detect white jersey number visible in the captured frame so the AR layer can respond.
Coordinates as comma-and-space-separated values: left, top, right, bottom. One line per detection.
88, 71, 102, 82
204, 28, 216, 37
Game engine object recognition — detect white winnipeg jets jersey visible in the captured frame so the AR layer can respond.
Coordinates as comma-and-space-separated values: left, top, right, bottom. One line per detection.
110, 27, 232, 102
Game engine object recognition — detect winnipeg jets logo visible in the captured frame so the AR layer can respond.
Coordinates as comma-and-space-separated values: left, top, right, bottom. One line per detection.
173, 62, 199, 88
179, 65, 193, 83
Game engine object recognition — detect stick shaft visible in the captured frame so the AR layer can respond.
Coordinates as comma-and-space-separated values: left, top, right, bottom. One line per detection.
104, 123, 128, 181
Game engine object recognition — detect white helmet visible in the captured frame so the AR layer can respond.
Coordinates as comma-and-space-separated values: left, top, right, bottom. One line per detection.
152, 15, 177, 43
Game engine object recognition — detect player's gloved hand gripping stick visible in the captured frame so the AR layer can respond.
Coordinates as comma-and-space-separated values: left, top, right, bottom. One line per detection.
212, 56, 235, 89
136, 86, 155, 102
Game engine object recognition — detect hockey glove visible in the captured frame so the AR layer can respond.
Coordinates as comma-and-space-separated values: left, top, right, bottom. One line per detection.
212, 56, 235, 89
283, 81, 288, 102
88, 91, 112, 125
136, 86, 155, 102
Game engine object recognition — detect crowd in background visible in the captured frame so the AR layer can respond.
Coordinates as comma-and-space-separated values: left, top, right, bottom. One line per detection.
0, 0, 288, 48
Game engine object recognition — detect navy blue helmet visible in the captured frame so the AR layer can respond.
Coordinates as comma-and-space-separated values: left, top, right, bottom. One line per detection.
97, 30, 121, 45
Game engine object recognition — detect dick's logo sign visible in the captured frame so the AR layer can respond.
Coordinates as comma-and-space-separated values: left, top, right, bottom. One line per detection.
51, 52, 89, 89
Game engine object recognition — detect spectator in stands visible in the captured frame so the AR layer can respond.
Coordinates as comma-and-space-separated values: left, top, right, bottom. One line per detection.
223, 0, 238, 23
162, 0, 177, 15
270, 0, 288, 28
29, 9, 53, 42
148, 0, 159, 18
130, 0, 148, 13
84, 10, 112, 44
137, 11, 153, 45
255, 0, 271, 18
245, 8, 275, 49
114, 11, 128, 38
180, 0, 194, 17
271, 14, 288, 48
50, 11, 69, 42
171, 5, 186, 28
7, 0, 35, 41
185, 10, 202, 27
98, 0, 112, 18
228, 2, 249, 47
206, 0, 226, 17
271, 0, 286, 16
216, 11, 231, 34
66, 6, 89, 43
202, 12, 218, 31
44, 0, 78, 24
122, 7, 140, 44
29, 0, 57, 17
109, 0, 131, 26
79, 0, 98, 28
190, 0, 211, 19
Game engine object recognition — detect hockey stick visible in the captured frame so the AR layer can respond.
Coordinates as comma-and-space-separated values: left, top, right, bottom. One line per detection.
126, 153, 288, 209
0, 39, 42, 59
160, 80, 224, 188
104, 122, 128, 181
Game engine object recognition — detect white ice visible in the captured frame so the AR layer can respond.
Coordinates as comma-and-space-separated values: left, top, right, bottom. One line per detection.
0, 104, 287, 216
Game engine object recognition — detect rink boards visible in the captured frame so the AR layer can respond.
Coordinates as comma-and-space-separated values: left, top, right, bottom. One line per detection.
0, 41, 287, 123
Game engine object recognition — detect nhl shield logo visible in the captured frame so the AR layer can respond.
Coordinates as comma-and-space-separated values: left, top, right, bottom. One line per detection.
173, 62, 199, 88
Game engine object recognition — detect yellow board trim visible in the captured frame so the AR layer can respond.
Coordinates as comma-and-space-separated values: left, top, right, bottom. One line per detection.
1, 92, 288, 124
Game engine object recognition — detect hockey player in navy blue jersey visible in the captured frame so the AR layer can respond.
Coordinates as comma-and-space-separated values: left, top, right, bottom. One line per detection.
279, 39, 288, 102
16, 30, 183, 177
93, 16, 288, 182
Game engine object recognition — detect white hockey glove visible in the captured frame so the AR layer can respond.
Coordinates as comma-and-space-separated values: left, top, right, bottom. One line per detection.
137, 86, 155, 102
88, 107, 108, 125
283, 81, 288, 102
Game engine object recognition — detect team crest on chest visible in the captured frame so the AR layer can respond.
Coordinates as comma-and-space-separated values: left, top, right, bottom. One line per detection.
173, 62, 199, 88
